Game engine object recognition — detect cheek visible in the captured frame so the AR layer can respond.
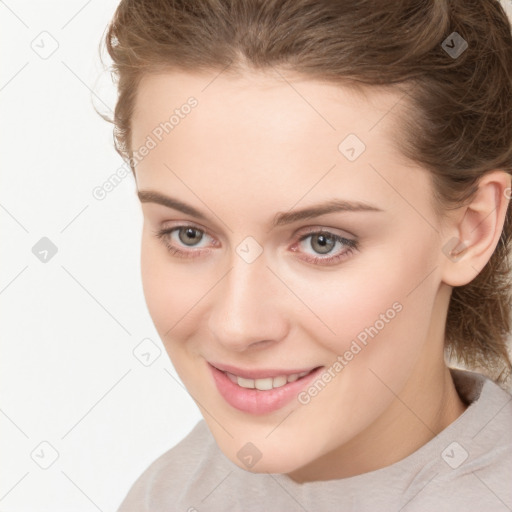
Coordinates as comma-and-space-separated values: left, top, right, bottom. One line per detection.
140, 231, 201, 339
291, 237, 439, 364
141, 222, 440, 370
286, 240, 441, 441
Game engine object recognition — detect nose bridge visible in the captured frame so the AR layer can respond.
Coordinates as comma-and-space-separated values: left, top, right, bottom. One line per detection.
207, 249, 288, 348
218, 254, 268, 323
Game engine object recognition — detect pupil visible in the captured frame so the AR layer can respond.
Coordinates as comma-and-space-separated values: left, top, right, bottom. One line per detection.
179, 228, 202, 246
312, 234, 335, 254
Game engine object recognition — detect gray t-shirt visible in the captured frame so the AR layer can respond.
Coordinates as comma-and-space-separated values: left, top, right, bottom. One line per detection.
117, 369, 512, 511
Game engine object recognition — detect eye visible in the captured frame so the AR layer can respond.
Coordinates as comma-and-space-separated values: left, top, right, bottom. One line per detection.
293, 230, 358, 266
153, 225, 358, 266
176, 227, 205, 246
153, 225, 216, 258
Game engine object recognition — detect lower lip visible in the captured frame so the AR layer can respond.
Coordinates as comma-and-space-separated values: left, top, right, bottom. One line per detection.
209, 363, 324, 415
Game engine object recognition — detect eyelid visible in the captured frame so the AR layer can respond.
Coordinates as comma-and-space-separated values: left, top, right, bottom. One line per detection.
159, 219, 212, 233
294, 225, 357, 240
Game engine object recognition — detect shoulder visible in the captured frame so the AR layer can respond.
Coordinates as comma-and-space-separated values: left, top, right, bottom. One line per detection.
406, 369, 512, 511
459, 370, 512, 481
451, 368, 512, 433
117, 420, 218, 511
447, 368, 512, 462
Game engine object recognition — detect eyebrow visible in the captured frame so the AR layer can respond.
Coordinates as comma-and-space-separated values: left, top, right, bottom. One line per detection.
137, 190, 383, 227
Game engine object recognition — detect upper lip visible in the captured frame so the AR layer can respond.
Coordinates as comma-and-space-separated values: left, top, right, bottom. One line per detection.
208, 361, 322, 380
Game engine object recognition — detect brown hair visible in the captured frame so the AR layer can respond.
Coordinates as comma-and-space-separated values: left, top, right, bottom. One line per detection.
100, 0, 512, 385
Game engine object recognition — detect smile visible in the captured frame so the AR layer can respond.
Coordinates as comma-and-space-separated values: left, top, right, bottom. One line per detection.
208, 362, 325, 414
224, 369, 314, 390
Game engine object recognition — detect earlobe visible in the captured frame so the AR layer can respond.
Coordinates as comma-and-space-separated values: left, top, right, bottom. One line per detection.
441, 170, 511, 287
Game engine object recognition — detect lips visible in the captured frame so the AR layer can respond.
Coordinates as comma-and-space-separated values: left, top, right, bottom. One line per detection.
208, 362, 325, 414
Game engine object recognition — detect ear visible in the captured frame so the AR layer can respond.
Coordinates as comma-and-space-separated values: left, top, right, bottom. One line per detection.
441, 170, 511, 287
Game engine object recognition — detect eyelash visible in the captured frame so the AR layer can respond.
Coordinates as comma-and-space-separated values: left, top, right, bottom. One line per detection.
153, 225, 358, 266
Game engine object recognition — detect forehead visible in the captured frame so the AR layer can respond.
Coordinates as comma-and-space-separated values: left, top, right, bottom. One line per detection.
131, 70, 428, 218
132, 69, 405, 143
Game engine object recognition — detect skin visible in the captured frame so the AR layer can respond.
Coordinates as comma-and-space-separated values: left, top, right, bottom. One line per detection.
131, 69, 511, 482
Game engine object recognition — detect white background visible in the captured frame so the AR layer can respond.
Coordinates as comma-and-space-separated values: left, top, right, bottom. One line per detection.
1, 1, 201, 511
2, 1, 512, 511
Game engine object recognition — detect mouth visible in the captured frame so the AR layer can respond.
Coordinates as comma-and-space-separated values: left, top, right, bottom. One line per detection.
221, 367, 320, 390
208, 362, 325, 415
209, 361, 322, 380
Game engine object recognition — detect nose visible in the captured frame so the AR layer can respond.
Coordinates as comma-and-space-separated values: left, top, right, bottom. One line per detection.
207, 251, 290, 352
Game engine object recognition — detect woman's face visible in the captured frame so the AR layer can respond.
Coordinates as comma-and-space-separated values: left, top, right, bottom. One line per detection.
132, 69, 454, 480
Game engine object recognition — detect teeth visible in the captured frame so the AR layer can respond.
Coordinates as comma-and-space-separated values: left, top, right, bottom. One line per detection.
255, 378, 273, 391
272, 375, 287, 388
225, 369, 313, 390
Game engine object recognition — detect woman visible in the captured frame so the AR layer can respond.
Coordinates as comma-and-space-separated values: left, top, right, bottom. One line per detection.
101, 0, 512, 510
